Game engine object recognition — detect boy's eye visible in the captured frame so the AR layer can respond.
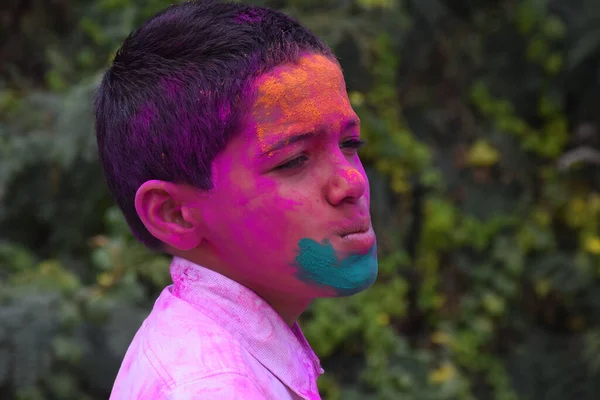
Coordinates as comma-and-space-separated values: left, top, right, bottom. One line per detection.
341, 138, 366, 152
273, 139, 364, 172
274, 155, 309, 171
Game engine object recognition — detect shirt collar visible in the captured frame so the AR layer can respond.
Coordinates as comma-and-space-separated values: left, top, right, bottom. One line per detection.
169, 257, 323, 397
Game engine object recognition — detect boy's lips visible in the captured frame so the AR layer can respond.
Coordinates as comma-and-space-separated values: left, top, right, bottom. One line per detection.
332, 220, 376, 254
335, 219, 371, 237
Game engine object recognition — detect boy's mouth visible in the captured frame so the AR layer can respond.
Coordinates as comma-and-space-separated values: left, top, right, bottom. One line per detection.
336, 218, 370, 237
333, 220, 376, 254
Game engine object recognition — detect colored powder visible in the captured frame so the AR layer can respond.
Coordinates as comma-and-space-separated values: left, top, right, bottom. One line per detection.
234, 10, 263, 24
132, 103, 156, 132
160, 76, 183, 101
251, 54, 350, 152
342, 169, 363, 185
293, 238, 378, 296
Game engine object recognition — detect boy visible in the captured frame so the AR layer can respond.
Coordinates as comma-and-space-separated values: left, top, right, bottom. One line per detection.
94, 1, 378, 398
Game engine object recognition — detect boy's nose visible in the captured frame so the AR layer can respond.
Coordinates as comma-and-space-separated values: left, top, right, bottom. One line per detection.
324, 164, 367, 206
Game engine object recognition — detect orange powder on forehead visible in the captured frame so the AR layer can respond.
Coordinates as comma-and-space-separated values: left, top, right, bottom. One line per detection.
251, 54, 349, 149
255, 55, 342, 107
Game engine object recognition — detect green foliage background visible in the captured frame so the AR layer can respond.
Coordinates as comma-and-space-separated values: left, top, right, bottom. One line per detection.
2, 0, 600, 399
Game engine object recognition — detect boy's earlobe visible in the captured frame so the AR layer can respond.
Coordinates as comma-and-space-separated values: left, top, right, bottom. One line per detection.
134, 180, 204, 251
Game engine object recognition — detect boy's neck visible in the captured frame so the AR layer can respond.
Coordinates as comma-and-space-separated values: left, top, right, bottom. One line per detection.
251, 287, 313, 327
171, 252, 312, 327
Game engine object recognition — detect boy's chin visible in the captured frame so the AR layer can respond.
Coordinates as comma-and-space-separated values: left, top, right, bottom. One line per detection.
309, 262, 379, 299
329, 273, 379, 298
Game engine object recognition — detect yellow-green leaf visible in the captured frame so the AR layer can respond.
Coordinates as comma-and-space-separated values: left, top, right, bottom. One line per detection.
466, 140, 500, 167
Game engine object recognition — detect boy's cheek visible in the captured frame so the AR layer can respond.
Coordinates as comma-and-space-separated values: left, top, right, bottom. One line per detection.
240, 180, 307, 212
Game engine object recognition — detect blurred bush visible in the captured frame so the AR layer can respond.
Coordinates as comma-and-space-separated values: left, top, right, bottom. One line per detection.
2, 0, 600, 399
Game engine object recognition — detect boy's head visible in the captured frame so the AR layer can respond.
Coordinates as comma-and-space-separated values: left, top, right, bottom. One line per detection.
94, 0, 377, 310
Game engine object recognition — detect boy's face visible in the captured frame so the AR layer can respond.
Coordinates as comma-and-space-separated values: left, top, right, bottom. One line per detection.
199, 53, 377, 300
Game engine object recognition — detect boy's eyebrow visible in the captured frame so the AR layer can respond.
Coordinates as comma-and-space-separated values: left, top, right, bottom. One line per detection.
258, 118, 360, 158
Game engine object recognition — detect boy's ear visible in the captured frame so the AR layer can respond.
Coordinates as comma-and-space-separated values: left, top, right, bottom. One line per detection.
134, 180, 206, 251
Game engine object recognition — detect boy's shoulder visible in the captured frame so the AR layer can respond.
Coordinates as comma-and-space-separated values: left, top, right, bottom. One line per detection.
142, 286, 253, 379
110, 287, 272, 399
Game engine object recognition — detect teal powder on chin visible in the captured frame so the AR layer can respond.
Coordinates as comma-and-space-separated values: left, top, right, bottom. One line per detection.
293, 238, 378, 296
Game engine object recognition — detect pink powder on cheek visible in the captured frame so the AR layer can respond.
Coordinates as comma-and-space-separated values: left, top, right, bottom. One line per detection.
230, 182, 303, 214
214, 126, 304, 210
225, 176, 306, 242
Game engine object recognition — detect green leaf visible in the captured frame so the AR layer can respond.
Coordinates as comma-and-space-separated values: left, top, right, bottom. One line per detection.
466, 140, 501, 167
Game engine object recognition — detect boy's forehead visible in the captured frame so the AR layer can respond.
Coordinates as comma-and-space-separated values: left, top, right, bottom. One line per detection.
252, 53, 344, 103
244, 53, 353, 149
